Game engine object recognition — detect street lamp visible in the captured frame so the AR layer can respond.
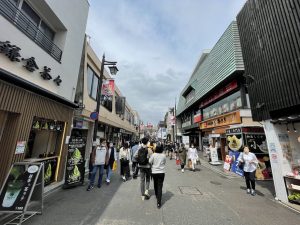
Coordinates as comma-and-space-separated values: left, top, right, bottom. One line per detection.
93, 54, 118, 142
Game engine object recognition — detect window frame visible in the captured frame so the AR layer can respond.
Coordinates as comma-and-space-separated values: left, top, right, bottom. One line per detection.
87, 65, 100, 101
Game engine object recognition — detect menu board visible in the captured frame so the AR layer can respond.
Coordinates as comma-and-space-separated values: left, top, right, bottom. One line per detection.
43, 158, 57, 186
0, 163, 42, 212
64, 135, 86, 187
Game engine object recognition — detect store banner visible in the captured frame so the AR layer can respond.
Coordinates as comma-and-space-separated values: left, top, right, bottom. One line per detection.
64, 135, 86, 188
229, 150, 244, 176
101, 79, 115, 97
0, 163, 42, 212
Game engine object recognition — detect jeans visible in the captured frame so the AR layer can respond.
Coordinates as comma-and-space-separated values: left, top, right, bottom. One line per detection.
106, 165, 112, 181
244, 171, 256, 190
132, 162, 139, 177
140, 168, 151, 195
90, 165, 105, 186
152, 173, 165, 205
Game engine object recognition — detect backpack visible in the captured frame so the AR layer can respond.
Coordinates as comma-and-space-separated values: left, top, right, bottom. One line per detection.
137, 147, 148, 165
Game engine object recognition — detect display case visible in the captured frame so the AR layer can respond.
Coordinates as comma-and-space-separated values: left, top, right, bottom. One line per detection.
284, 176, 300, 205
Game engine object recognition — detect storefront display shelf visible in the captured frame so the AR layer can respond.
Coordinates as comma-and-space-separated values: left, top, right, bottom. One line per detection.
284, 176, 300, 181
23, 156, 59, 163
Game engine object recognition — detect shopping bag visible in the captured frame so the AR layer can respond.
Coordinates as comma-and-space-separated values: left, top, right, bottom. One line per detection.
112, 161, 117, 171
188, 160, 192, 169
176, 159, 181, 165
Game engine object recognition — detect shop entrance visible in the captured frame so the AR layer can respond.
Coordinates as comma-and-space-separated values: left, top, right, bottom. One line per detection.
24, 117, 65, 186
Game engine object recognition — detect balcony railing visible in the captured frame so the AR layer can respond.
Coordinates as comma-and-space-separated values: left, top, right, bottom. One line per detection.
0, 0, 62, 62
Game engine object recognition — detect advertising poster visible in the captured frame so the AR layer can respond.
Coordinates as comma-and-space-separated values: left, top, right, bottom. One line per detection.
229, 150, 244, 176
210, 147, 219, 163
43, 158, 57, 186
0, 164, 41, 212
245, 133, 272, 180
15, 141, 26, 154
64, 135, 86, 187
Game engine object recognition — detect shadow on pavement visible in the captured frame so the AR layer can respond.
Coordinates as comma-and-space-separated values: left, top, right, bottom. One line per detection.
163, 191, 174, 205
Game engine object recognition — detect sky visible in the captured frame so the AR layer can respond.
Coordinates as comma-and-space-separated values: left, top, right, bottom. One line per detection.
86, 0, 246, 125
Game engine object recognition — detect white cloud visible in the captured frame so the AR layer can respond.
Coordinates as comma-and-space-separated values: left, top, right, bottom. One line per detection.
86, 0, 246, 124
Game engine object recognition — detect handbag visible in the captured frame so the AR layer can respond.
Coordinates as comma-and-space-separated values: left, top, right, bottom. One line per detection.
238, 153, 245, 170
188, 159, 192, 168
176, 159, 181, 165
112, 161, 117, 171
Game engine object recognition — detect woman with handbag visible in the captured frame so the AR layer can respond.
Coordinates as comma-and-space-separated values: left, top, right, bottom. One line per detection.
119, 142, 131, 182
177, 143, 187, 173
238, 145, 258, 196
187, 144, 198, 172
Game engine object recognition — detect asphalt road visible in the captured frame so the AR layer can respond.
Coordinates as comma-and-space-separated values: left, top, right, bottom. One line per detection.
3, 158, 299, 225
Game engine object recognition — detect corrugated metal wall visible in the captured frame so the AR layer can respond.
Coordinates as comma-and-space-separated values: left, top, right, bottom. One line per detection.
237, 0, 300, 121
177, 21, 245, 115
0, 80, 73, 184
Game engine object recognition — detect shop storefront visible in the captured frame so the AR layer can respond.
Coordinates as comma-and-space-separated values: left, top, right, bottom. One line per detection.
200, 111, 242, 161
226, 127, 272, 180
264, 120, 300, 208
0, 79, 74, 187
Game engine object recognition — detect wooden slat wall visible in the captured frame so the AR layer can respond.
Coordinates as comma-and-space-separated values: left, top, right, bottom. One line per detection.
237, 0, 300, 121
0, 80, 73, 184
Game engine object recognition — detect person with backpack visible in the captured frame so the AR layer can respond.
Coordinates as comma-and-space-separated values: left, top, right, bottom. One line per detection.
149, 143, 166, 208
119, 142, 131, 182
135, 137, 153, 200
131, 141, 140, 179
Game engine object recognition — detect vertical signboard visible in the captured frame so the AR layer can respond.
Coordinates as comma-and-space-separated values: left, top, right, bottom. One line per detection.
64, 135, 86, 187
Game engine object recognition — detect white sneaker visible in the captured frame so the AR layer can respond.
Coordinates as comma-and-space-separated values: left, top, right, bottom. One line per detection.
122, 176, 126, 182
145, 190, 149, 196
247, 189, 251, 194
181, 169, 184, 173
141, 196, 145, 201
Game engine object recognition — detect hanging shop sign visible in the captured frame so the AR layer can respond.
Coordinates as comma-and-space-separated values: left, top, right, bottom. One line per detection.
0, 41, 62, 85
64, 135, 86, 188
101, 79, 115, 97
15, 141, 26, 154
200, 80, 238, 108
193, 113, 202, 123
200, 111, 241, 129
0, 163, 43, 212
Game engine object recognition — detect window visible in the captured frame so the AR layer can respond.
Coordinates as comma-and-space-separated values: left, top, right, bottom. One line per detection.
40, 21, 55, 40
87, 66, 99, 100
185, 89, 195, 103
21, 1, 40, 26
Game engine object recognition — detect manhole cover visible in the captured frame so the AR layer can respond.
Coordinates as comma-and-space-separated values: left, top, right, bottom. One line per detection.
210, 181, 222, 185
179, 186, 202, 195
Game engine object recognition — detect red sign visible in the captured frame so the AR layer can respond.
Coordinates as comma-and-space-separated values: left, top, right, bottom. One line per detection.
200, 80, 238, 108
101, 79, 115, 96
193, 114, 202, 123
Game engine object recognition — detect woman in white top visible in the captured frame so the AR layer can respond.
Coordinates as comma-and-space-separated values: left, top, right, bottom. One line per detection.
149, 144, 166, 209
119, 142, 131, 181
187, 144, 198, 172
238, 146, 258, 196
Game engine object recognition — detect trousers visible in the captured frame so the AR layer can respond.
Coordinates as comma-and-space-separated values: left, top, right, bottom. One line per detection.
152, 173, 165, 205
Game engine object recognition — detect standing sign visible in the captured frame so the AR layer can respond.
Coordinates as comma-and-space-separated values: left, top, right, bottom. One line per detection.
64, 135, 86, 188
182, 136, 190, 149
0, 162, 43, 216
210, 147, 219, 163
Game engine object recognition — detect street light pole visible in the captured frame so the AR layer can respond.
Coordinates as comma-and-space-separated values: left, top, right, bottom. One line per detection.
93, 54, 118, 142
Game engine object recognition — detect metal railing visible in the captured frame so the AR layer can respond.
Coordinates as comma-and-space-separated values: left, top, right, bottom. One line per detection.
0, 0, 62, 62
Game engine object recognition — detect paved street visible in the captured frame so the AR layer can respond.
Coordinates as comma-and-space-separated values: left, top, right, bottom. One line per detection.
2, 158, 298, 225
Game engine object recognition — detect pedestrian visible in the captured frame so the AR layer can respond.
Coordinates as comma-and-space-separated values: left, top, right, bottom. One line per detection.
119, 142, 131, 182
148, 141, 156, 153
131, 141, 140, 179
177, 143, 187, 173
169, 142, 174, 160
238, 145, 258, 196
149, 143, 166, 209
136, 137, 153, 200
187, 143, 198, 172
87, 139, 107, 191
105, 142, 117, 185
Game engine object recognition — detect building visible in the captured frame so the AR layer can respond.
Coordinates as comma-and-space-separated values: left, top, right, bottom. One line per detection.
0, 0, 89, 188
177, 21, 262, 162
73, 37, 139, 168
237, 0, 300, 208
